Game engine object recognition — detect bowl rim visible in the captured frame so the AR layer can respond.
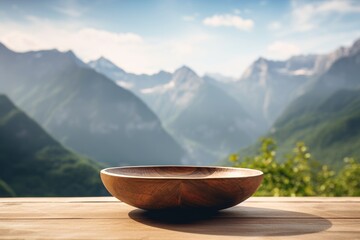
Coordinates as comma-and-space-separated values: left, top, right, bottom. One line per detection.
100, 165, 263, 180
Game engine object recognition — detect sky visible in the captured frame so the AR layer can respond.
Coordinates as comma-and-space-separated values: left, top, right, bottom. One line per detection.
0, 0, 359, 77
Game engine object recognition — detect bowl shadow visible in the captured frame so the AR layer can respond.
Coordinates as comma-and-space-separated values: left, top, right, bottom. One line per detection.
128, 206, 332, 237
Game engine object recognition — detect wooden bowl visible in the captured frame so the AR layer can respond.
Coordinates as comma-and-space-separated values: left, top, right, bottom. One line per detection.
100, 166, 263, 211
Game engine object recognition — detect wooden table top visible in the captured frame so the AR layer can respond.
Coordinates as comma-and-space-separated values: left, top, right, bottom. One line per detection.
0, 197, 359, 239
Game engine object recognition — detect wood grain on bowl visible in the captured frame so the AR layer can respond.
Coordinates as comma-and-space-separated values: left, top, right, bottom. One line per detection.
100, 166, 263, 211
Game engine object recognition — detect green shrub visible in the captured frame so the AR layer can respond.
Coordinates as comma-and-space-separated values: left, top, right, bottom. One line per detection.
229, 138, 359, 196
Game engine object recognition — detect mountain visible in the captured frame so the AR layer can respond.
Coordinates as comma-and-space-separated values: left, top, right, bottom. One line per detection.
0, 43, 185, 166
89, 57, 172, 92
140, 66, 204, 122
237, 42, 360, 168
270, 88, 360, 168
276, 39, 360, 127
209, 38, 360, 131
224, 37, 360, 167
313, 38, 360, 75
212, 57, 314, 132
89, 60, 257, 163
0, 94, 106, 197
141, 66, 258, 164
88, 57, 127, 80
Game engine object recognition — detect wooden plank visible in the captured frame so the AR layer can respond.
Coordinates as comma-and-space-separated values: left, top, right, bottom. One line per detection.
0, 201, 359, 219
247, 197, 360, 203
0, 219, 358, 240
0, 197, 117, 203
0, 198, 359, 239
0, 197, 359, 203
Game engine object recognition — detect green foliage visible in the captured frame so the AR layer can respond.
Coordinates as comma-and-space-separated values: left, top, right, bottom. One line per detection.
0, 95, 107, 197
268, 88, 360, 168
229, 138, 360, 196
333, 158, 360, 196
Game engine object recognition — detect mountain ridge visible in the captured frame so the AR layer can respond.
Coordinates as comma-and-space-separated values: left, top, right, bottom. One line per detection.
0, 42, 186, 166
89, 57, 172, 91
0, 94, 106, 196
236, 44, 360, 168
95, 61, 259, 164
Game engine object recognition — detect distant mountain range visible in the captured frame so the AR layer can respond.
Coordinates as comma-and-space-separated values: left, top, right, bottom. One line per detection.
270, 41, 360, 167
89, 57, 172, 92
0, 42, 185, 166
1, 36, 359, 171
90, 62, 258, 163
89, 38, 360, 165
0, 94, 106, 196
212, 57, 313, 130
235, 38, 360, 167
143, 66, 259, 163
209, 38, 360, 129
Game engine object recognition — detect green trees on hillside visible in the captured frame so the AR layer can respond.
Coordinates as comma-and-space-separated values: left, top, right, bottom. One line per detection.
0, 95, 107, 197
229, 138, 359, 196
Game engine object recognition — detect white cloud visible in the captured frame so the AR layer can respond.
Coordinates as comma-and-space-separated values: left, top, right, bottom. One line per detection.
316, 0, 360, 12
268, 21, 282, 31
0, 20, 211, 74
266, 41, 301, 59
0, 26, 143, 53
76, 28, 143, 44
203, 14, 254, 31
292, 0, 360, 32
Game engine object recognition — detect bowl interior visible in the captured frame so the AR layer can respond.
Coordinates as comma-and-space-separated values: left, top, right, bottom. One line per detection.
102, 166, 262, 179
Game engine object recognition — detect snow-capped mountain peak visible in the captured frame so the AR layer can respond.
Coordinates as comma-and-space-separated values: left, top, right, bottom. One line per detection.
88, 57, 125, 73
141, 81, 175, 94
172, 65, 203, 85
240, 57, 270, 86
141, 66, 202, 95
